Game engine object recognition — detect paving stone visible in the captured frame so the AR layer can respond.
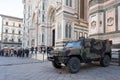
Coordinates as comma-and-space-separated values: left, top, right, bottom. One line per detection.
0, 57, 120, 80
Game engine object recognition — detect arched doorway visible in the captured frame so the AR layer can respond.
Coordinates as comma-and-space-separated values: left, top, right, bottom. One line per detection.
47, 6, 56, 47
52, 29, 55, 46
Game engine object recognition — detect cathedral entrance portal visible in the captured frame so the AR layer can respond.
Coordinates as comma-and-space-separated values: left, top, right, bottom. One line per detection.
47, 6, 56, 47
52, 29, 55, 47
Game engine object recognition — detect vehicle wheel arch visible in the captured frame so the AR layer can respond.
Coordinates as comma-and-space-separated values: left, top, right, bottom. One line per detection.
101, 52, 111, 59
68, 55, 83, 63
105, 52, 111, 59
66, 56, 81, 73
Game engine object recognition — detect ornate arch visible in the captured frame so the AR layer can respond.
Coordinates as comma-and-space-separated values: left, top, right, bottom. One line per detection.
47, 5, 56, 25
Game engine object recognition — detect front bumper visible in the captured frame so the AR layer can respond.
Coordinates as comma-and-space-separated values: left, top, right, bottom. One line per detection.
47, 54, 57, 61
47, 54, 68, 63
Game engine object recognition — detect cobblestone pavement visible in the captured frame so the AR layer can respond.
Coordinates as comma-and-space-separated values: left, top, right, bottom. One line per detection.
31, 53, 47, 61
0, 57, 41, 66
0, 53, 47, 66
0, 57, 120, 80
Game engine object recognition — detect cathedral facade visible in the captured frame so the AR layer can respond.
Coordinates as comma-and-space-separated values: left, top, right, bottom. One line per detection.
22, 0, 88, 48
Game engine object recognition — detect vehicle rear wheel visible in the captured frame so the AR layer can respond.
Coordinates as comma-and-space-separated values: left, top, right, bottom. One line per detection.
52, 61, 62, 69
67, 57, 80, 73
100, 55, 111, 67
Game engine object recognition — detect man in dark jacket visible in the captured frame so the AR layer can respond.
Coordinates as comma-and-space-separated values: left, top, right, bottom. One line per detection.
47, 46, 53, 54
21, 48, 25, 57
14, 50, 17, 57
25, 48, 29, 57
18, 48, 23, 57
0, 49, 4, 56
17, 48, 21, 57
31, 47, 34, 54
35, 47, 38, 54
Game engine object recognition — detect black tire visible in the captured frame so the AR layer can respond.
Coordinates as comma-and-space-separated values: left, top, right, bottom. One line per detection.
100, 55, 111, 67
67, 57, 80, 73
52, 61, 62, 69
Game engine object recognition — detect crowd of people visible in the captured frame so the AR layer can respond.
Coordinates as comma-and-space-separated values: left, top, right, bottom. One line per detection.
0, 46, 54, 57
0, 48, 29, 57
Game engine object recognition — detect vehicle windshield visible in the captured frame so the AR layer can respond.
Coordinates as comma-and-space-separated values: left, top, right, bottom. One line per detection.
66, 41, 81, 48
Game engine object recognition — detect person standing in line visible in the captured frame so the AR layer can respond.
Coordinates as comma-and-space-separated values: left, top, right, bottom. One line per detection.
0, 49, 1, 56
4, 48, 8, 57
14, 49, 17, 57
43, 46, 46, 54
47, 46, 54, 54
31, 47, 34, 54
25, 47, 29, 57
17, 48, 22, 57
21, 48, 25, 57
8, 49, 10, 56
10, 49, 14, 56
17, 48, 20, 57
35, 47, 38, 54
0, 49, 4, 56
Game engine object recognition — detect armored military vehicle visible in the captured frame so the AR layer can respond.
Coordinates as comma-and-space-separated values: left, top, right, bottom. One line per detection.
48, 37, 112, 73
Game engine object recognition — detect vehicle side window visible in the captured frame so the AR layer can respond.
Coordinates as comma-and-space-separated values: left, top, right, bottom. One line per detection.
85, 41, 91, 48
93, 41, 102, 50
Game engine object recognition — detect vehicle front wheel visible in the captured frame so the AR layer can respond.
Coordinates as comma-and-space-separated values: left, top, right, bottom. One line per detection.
67, 57, 80, 73
52, 61, 62, 69
100, 55, 111, 67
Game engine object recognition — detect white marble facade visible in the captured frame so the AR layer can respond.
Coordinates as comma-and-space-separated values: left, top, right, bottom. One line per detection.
23, 0, 88, 48
118, 6, 120, 30
89, 12, 104, 35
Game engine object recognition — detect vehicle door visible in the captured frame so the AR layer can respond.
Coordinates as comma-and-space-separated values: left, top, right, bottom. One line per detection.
83, 41, 91, 58
90, 41, 103, 58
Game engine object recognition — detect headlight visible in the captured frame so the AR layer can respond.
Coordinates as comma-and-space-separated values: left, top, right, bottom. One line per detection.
48, 54, 53, 57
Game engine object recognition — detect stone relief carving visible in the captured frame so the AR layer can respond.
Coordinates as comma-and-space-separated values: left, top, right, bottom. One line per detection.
107, 17, 114, 26
91, 21, 96, 29
106, 8, 115, 32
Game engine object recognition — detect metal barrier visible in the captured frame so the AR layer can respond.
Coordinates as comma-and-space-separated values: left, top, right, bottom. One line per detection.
112, 50, 120, 66
118, 50, 120, 66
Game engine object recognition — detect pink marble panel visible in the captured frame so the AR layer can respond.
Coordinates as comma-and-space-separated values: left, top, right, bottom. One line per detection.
106, 8, 116, 33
